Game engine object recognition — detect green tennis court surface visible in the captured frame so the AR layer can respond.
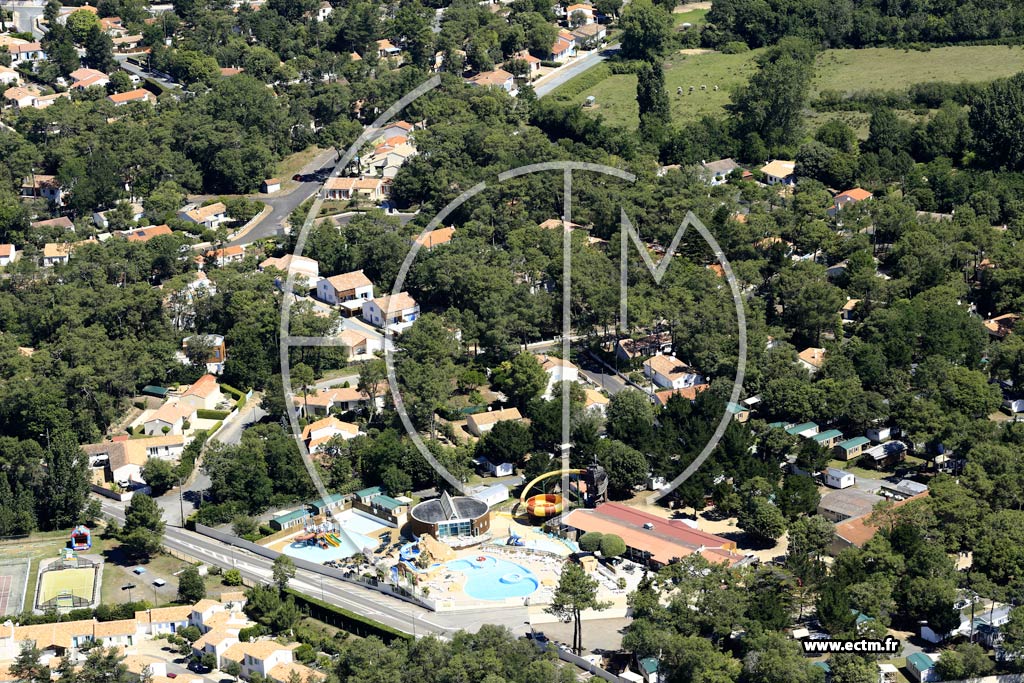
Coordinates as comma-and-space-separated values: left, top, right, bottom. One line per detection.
38, 567, 95, 605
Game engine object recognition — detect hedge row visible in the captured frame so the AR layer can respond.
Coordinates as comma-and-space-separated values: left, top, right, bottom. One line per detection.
197, 409, 231, 420
284, 588, 413, 644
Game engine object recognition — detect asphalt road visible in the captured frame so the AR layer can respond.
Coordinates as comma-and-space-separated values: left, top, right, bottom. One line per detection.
113, 55, 181, 91
229, 149, 339, 247
534, 44, 621, 98
98, 499, 530, 639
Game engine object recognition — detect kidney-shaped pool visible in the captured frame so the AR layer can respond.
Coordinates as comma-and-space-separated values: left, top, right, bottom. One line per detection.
446, 555, 539, 601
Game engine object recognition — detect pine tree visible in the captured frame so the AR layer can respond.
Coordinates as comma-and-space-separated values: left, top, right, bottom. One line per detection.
11, 641, 49, 683
84, 25, 116, 74
637, 62, 670, 146
39, 431, 88, 531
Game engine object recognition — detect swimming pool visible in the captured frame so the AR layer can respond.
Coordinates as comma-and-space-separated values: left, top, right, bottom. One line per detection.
447, 555, 539, 601
492, 536, 571, 555
282, 528, 378, 562
334, 508, 389, 536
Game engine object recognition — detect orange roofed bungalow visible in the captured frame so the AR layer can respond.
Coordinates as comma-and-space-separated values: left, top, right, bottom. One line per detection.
562, 502, 751, 568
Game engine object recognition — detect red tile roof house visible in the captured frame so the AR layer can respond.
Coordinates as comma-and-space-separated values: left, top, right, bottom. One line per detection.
119, 225, 172, 242
69, 67, 110, 91
322, 177, 389, 202
563, 502, 750, 568
467, 69, 517, 95
178, 373, 225, 411
0, 244, 16, 268
549, 34, 576, 63
828, 187, 873, 217
361, 291, 419, 332
107, 88, 156, 106
180, 201, 229, 229
8, 42, 46, 67
315, 270, 374, 305
643, 354, 704, 390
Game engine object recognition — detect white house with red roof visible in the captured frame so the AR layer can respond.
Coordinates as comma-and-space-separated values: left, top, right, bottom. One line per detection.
549, 31, 576, 62
376, 120, 414, 141
8, 42, 45, 67
535, 353, 579, 399
69, 68, 110, 91
107, 88, 156, 106
467, 68, 517, 95
316, 270, 374, 305
302, 416, 361, 453
565, 3, 596, 24
178, 374, 225, 411
0, 65, 20, 87
828, 187, 873, 217
361, 292, 419, 332
0, 244, 16, 267
643, 354, 704, 390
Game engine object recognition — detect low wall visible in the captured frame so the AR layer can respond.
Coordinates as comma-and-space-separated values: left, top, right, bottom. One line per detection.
545, 645, 632, 683
194, 523, 431, 610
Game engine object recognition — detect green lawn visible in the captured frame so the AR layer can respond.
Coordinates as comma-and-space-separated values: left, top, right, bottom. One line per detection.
812, 45, 1024, 96
551, 49, 760, 129
551, 44, 1024, 130
99, 535, 232, 607
673, 8, 708, 26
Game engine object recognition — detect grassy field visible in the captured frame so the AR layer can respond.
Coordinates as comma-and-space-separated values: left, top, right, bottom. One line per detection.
551, 44, 1024, 130
672, 8, 708, 27
812, 45, 1024, 97
553, 49, 760, 128
98, 535, 229, 606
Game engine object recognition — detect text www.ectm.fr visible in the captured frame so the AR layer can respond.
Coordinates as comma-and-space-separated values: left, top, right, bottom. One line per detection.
802, 637, 901, 654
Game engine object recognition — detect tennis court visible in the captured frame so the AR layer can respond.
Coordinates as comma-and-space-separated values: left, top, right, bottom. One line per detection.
37, 567, 96, 606
0, 561, 30, 616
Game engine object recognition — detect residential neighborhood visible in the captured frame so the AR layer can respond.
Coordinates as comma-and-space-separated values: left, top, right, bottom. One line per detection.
0, 0, 1023, 681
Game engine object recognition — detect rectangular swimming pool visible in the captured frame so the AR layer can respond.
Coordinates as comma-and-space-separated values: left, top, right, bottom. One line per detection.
334, 509, 389, 536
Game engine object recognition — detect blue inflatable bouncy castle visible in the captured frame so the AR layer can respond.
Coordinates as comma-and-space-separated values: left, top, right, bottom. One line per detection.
70, 525, 91, 551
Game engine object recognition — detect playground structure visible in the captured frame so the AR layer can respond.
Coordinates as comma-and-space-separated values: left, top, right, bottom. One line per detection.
518, 463, 609, 518
506, 531, 525, 546
294, 519, 343, 550
69, 525, 91, 551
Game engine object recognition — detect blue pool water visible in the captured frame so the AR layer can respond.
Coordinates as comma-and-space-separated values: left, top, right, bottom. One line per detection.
335, 509, 389, 535
282, 529, 378, 562
447, 555, 539, 600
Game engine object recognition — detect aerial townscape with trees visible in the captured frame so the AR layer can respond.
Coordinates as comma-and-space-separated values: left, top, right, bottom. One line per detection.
0, 0, 1024, 680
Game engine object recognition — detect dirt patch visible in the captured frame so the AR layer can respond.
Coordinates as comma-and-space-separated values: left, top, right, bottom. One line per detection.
673, 2, 711, 11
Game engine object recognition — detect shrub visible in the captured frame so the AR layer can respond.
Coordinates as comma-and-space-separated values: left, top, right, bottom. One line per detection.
196, 409, 231, 420
600, 533, 627, 558
720, 41, 750, 54
579, 531, 604, 552
182, 420, 191, 430
239, 625, 270, 642
223, 569, 243, 586
294, 644, 316, 664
